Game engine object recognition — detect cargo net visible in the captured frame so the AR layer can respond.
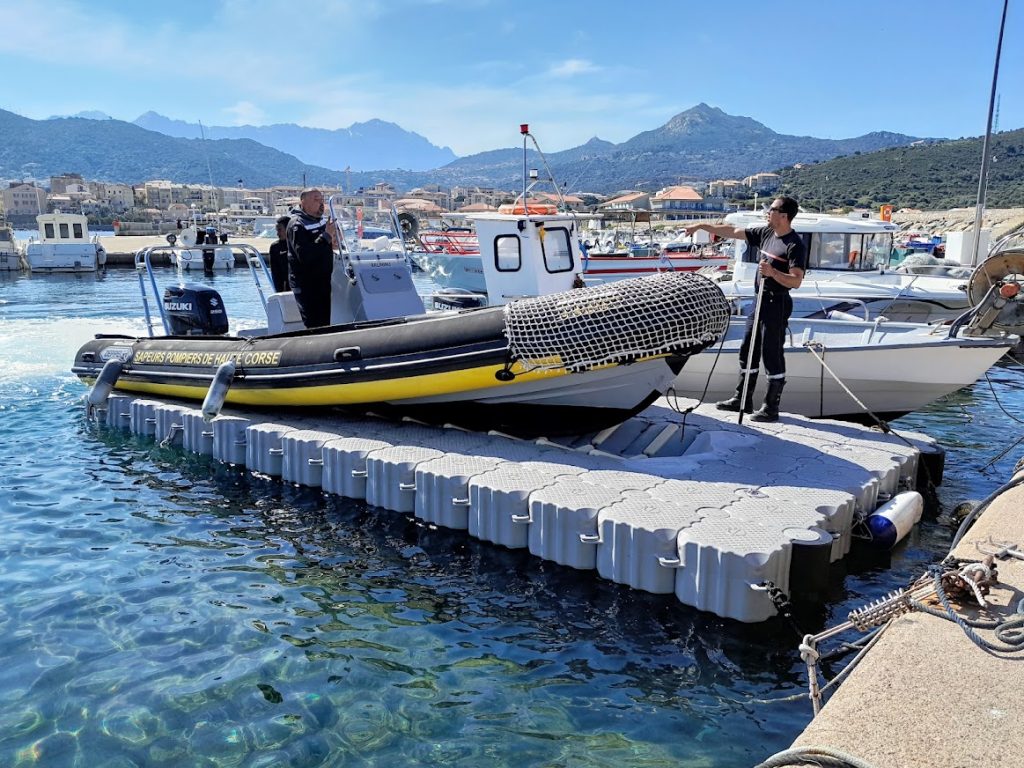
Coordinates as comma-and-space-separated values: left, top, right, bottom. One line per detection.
503, 272, 732, 372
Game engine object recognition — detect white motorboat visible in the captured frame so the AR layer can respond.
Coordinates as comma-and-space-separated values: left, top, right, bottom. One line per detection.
0, 222, 22, 271
717, 211, 973, 323
676, 240, 1024, 420
24, 211, 107, 272
167, 226, 236, 271
672, 315, 1015, 420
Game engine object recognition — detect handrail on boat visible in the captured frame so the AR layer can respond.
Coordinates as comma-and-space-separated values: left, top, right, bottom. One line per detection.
723, 289, 872, 321
134, 243, 270, 338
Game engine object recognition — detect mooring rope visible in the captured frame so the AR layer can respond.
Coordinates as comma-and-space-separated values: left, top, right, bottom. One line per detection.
754, 745, 880, 768
801, 341, 916, 448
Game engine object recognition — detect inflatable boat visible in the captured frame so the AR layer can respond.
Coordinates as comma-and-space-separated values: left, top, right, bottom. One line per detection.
73, 270, 731, 435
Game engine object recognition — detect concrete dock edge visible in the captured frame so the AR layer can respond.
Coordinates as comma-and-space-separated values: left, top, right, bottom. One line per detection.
775, 468, 1024, 768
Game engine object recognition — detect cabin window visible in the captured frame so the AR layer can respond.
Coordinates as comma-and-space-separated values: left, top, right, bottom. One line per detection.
59, 223, 70, 239
866, 233, 893, 268
44, 223, 55, 238
541, 227, 574, 273
73, 223, 83, 238
815, 233, 850, 270
494, 235, 521, 271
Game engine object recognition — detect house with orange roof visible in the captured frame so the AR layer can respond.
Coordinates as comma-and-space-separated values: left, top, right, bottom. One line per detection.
651, 185, 728, 221
598, 191, 650, 212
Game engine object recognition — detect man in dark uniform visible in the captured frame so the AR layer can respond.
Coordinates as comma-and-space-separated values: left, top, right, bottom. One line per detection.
268, 215, 291, 293
684, 196, 806, 422
285, 189, 337, 328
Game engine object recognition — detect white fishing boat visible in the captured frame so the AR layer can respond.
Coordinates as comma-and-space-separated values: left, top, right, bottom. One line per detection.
409, 213, 729, 297
718, 211, 973, 323
24, 211, 107, 272
0, 221, 22, 271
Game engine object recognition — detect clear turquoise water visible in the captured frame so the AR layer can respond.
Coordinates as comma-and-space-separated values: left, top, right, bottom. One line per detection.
0, 267, 1020, 767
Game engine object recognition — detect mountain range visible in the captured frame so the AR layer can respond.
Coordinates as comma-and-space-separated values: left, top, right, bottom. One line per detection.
131, 112, 457, 172
3, 104, 929, 194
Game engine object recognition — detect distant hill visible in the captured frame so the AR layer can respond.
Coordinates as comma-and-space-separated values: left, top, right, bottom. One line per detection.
419, 104, 927, 192
777, 127, 1024, 211
0, 109, 348, 187
133, 112, 457, 172
0, 103, 942, 195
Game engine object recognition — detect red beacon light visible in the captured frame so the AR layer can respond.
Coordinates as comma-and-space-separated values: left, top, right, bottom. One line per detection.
520, 123, 529, 135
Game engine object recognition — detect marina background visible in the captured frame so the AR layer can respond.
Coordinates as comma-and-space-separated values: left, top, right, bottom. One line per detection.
0, 266, 1021, 766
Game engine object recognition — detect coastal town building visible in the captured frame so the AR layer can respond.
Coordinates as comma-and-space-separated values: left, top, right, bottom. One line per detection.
599, 191, 650, 212
708, 179, 745, 197
651, 185, 728, 220
2, 182, 46, 221
743, 172, 781, 193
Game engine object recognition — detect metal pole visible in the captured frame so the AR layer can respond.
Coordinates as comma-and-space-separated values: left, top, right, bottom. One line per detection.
970, 0, 1009, 268
521, 124, 529, 209
738, 272, 765, 426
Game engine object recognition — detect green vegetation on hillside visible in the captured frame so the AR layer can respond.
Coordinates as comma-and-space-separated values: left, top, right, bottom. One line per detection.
776, 128, 1024, 211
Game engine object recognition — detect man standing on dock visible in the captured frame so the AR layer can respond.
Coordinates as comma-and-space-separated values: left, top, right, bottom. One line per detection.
684, 196, 806, 422
286, 189, 338, 328
268, 215, 291, 293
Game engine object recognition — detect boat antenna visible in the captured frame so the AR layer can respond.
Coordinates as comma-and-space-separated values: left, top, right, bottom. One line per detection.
198, 120, 220, 235
516, 124, 569, 211
520, 123, 528, 208
969, 0, 1009, 268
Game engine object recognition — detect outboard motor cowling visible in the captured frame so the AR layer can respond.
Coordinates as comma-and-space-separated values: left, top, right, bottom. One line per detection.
163, 283, 229, 335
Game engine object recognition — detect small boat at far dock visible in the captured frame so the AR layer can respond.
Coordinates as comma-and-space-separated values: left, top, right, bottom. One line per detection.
24, 211, 107, 272
0, 221, 22, 271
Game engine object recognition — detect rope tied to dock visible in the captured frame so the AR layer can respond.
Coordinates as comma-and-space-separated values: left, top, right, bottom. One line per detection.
907, 561, 1024, 657
801, 341, 911, 445
754, 745, 880, 768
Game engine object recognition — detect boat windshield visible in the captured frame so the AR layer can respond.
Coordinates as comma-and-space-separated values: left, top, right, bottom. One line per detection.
804, 231, 894, 272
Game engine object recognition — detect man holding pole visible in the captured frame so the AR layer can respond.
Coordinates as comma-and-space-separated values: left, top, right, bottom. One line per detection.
684, 196, 806, 422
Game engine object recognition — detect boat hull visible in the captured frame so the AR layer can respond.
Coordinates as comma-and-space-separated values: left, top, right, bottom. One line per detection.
673, 318, 1013, 420
72, 307, 696, 436
25, 243, 104, 272
171, 247, 236, 271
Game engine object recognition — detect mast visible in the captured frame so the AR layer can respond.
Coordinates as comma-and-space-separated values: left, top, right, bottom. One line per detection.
969, 0, 1009, 267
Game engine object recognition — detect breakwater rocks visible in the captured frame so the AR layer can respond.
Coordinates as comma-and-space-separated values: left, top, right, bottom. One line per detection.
892, 207, 1024, 238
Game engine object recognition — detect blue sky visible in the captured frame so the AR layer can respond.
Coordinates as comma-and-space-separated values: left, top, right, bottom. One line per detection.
0, 0, 1019, 157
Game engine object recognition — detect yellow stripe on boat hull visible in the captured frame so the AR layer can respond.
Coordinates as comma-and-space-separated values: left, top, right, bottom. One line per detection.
83, 355, 669, 407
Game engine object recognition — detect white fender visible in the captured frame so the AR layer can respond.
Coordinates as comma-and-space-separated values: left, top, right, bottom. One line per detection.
87, 359, 123, 408
201, 361, 236, 421
865, 491, 923, 548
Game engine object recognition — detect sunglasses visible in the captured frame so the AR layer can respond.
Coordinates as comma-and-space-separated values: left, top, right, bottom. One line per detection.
767, 207, 785, 214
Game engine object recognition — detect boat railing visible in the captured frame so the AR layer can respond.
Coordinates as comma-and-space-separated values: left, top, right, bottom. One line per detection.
419, 229, 479, 255
134, 243, 269, 337
721, 286, 872, 322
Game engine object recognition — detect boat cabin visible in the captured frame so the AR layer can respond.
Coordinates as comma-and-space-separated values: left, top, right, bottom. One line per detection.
725, 211, 899, 280
35, 211, 92, 243
467, 211, 583, 305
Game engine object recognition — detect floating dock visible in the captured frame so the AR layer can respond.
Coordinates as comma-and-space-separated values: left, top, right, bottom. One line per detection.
87, 394, 941, 623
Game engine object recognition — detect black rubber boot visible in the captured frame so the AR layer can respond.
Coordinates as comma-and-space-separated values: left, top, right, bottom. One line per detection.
716, 372, 757, 413
751, 378, 786, 422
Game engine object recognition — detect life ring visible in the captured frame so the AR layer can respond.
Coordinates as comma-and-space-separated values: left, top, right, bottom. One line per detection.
497, 203, 558, 215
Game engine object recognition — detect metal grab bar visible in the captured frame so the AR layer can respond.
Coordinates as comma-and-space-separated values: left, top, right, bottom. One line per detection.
134, 243, 271, 337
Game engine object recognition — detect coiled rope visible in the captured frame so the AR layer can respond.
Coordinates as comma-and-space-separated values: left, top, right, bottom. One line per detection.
754, 746, 879, 768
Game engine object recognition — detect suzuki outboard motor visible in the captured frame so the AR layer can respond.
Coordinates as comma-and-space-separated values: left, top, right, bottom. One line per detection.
163, 283, 229, 335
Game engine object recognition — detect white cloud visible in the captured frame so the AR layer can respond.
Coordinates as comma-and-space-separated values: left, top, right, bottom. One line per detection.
223, 101, 267, 126
547, 59, 600, 78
